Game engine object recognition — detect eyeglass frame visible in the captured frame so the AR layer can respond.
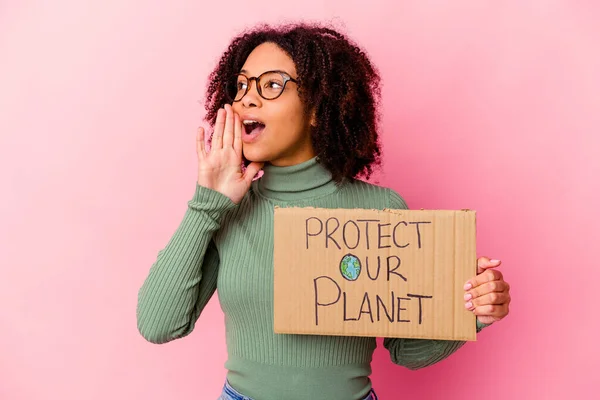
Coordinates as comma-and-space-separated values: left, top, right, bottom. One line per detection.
228, 70, 298, 102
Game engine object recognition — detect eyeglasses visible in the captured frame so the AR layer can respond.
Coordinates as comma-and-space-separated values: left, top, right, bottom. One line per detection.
227, 70, 298, 102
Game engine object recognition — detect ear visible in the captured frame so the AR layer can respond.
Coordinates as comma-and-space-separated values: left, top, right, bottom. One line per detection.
309, 107, 317, 127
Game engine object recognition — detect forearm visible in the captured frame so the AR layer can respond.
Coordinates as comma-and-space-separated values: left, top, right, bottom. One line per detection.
136, 185, 235, 343
384, 320, 488, 370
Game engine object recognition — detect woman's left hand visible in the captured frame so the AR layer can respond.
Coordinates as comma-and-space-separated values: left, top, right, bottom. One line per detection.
464, 257, 511, 326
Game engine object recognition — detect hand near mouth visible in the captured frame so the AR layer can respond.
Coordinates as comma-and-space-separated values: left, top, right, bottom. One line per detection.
196, 104, 264, 204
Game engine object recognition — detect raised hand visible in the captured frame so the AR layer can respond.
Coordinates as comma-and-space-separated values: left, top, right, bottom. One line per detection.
196, 104, 263, 204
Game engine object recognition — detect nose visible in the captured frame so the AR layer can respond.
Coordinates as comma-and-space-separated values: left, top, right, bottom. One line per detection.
241, 78, 262, 108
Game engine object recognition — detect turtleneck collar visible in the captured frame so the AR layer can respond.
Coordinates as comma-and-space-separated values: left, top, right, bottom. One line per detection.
252, 157, 338, 202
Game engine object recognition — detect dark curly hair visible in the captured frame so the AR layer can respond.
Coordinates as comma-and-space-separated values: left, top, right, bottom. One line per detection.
204, 22, 382, 182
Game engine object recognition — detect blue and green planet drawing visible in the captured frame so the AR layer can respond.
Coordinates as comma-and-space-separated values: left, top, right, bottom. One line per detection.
339, 254, 361, 281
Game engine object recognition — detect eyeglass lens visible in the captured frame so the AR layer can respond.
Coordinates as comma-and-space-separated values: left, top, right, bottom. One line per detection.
230, 72, 287, 101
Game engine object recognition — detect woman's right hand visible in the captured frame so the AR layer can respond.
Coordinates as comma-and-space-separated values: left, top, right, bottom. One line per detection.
196, 104, 264, 204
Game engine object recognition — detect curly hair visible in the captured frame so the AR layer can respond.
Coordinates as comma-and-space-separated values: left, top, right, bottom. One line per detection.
204, 22, 382, 182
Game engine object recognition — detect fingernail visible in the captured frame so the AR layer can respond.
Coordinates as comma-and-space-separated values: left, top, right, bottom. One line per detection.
464, 293, 472, 301
465, 302, 473, 309
491, 259, 500, 263
252, 170, 264, 181
464, 283, 472, 290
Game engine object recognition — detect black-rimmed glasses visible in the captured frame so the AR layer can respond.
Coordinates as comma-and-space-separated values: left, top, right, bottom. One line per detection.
227, 70, 298, 102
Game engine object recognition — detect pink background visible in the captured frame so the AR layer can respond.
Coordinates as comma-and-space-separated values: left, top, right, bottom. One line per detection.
1, 1, 598, 399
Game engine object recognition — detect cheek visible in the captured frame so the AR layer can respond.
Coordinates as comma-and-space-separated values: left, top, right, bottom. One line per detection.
279, 102, 309, 131
231, 103, 242, 115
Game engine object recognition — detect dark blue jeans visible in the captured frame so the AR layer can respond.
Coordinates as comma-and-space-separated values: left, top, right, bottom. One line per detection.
218, 380, 378, 400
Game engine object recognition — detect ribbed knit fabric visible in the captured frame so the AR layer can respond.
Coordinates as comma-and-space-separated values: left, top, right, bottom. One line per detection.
137, 157, 487, 400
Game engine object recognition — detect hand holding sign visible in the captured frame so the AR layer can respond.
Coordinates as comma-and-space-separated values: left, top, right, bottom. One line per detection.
463, 257, 511, 325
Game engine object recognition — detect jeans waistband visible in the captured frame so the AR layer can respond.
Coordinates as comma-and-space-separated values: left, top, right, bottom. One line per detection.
220, 380, 378, 400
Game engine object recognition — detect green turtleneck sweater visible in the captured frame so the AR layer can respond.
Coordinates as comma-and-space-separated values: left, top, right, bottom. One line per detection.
137, 157, 485, 400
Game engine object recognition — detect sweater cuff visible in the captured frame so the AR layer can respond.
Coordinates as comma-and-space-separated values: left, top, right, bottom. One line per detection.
476, 319, 491, 333
188, 184, 237, 218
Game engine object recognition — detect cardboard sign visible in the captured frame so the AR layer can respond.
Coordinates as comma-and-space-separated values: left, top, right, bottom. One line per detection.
273, 207, 477, 341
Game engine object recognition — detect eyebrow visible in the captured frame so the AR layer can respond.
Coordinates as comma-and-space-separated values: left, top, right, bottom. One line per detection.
239, 69, 292, 76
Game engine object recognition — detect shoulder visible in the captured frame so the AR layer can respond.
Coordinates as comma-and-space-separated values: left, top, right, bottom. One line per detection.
339, 179, 409, 210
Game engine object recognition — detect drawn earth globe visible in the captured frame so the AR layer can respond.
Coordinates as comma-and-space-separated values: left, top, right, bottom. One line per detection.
340, 254, 361, 281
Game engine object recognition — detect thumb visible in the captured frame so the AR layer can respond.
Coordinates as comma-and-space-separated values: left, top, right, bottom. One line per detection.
477, 257, 501, 274
244, 162, 264, 185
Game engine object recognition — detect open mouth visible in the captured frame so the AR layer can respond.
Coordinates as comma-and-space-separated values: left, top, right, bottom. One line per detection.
243, 120, 266, 135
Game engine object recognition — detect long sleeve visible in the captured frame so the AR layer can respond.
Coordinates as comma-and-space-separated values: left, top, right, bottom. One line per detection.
383, 321, 488, 370
136, 184, 236, 344
384, 189, 489, 369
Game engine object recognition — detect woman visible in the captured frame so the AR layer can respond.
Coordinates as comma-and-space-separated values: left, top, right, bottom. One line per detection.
137, 23, 511, 400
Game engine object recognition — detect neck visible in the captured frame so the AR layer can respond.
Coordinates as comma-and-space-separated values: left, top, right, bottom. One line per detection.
253, 157, 337, 202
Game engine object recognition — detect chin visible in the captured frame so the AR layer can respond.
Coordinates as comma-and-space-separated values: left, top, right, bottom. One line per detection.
242, 148, 271, 164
